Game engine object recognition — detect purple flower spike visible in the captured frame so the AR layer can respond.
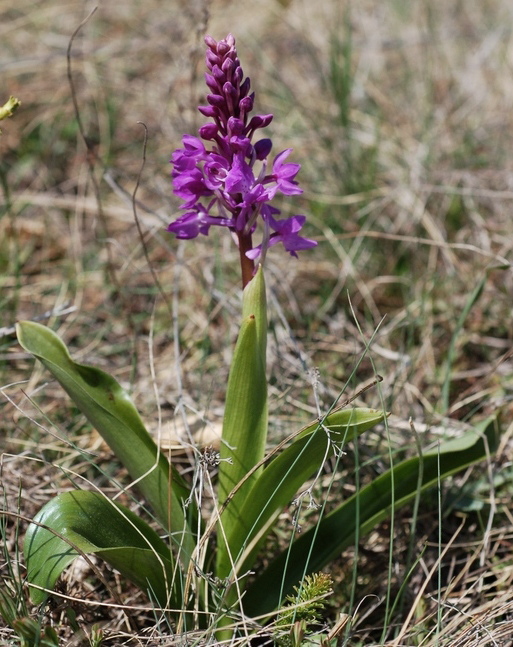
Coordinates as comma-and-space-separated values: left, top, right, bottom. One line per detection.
168, 33, 317, 278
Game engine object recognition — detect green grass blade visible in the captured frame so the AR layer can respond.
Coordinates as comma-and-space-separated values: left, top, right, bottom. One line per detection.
16, 321, 195, 558
217, 267, 268, 580
243, 415, 500, 616
225, 408, 385, 579
441, 272, 487, 412
24, 490, 178, 608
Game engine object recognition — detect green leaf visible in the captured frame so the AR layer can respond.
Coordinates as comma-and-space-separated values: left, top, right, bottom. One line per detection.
12, 618, 59, 647
16, 321, 195, 559
225, 408, 385, 579
241, 264, 267, 358
217, 267, 268, 580
243, 415, 500, 616
24, 490, 178, 607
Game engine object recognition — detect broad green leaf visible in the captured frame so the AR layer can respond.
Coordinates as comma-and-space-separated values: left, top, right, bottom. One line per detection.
243, 415, 500, 616
225, 408, 385, 579
24, 490, 178, 607
217, 267, 268, 580
16, 321, 195, 559
241, 264, 267, 359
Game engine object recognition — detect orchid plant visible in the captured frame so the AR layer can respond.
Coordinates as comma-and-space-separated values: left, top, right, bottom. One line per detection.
18, 34, 498, 640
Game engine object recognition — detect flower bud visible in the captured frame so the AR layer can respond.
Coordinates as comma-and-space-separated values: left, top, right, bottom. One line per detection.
247, 114, 273, 131
199, 123, 218, 140
205, 73, 218, 93
221, 58, 234, 77
206, 50, 218, 68
217, 40, 231, 56
239, 77, 251, 99
239, 95, 254, 114
254, 138, 272, 160
198, 105, 218, 118
212, 65, 225, 82
207, 94, 225, 108
204, 34, 217, 49
227, 117, 244, 135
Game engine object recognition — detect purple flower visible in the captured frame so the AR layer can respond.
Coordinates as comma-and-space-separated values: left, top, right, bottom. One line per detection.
168, 33, 317, 265
247, 214, 317, 260
264, 149, 302, 199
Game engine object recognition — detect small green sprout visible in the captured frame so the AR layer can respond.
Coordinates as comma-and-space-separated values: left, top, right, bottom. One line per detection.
89, 624, 104, 647
0, 96, 21, 134
276, 573, 333, 646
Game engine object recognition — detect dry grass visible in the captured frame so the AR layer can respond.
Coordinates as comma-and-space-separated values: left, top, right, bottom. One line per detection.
1, 0, 513, 644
